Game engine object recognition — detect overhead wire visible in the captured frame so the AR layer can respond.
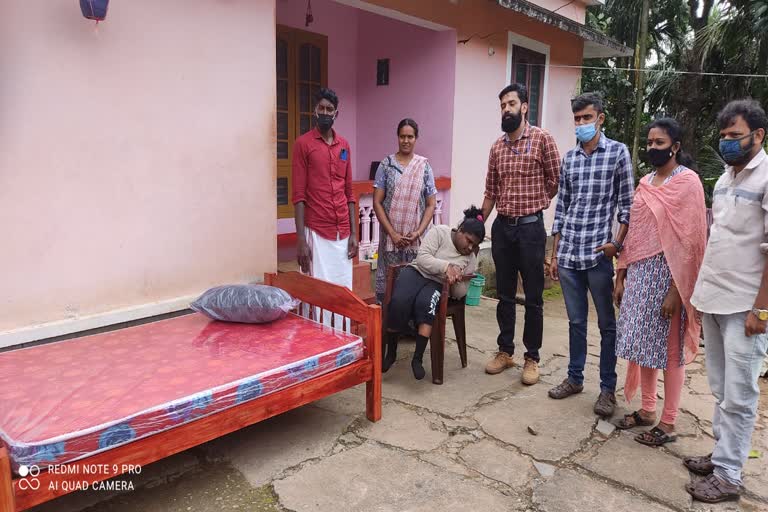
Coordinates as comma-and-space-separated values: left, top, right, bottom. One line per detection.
514, 61, 768, 79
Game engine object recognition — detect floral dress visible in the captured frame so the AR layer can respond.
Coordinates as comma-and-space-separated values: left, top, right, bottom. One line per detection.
616, 167, 686, 369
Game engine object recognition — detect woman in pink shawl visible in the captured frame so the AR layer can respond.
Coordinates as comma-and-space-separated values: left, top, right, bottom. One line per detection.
373, 119, 438, 303
614, 118, 708, 446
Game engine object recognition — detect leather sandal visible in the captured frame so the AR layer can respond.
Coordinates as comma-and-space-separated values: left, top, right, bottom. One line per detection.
685, 473, 741, 503
616, 410, 655, 430
634, 426, 676, 446
683, 453, 715, 476
547, 379, 583, 399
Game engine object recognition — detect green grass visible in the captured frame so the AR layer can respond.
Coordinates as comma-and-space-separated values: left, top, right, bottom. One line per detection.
543, 283, 563, 301
481, 282, 563, 302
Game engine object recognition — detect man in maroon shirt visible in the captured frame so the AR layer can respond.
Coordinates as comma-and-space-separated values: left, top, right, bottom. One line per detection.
292, 88, 358, 321
481, 83, 561, 385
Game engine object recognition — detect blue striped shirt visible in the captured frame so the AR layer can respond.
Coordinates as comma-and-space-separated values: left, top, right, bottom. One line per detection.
552, 134, 634, 270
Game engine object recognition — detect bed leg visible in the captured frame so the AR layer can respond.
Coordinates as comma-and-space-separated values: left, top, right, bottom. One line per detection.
366, 377, 382, 423
0, 447, 15, 512
366, 307, 382, 422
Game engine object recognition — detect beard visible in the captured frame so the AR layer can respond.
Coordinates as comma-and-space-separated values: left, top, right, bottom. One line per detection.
501, 112, 522, 133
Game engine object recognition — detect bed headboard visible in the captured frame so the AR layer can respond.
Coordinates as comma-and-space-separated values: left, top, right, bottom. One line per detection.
264, 272, 374, 326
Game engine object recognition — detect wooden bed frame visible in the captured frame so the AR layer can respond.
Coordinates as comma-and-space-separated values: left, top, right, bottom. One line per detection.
0, 271, 381, 512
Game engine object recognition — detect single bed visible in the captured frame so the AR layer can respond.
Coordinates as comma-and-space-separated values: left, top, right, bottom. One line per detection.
0, 272, 381, 511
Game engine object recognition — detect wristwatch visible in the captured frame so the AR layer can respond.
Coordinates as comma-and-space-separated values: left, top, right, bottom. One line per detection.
752, 308, 768, 321
610, 239, 624, 253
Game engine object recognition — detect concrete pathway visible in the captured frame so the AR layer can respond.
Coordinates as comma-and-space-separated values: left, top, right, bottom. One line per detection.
31, 297, 768, 512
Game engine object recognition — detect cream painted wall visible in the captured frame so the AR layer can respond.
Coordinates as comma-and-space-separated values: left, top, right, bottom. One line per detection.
0, 1, 277, 334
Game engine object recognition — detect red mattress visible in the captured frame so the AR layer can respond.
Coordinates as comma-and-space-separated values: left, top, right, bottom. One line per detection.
0, 313, 364, 473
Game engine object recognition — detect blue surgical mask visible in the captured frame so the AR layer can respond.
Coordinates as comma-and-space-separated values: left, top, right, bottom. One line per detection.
719, 132, 755, 166
575, 122, 598, 143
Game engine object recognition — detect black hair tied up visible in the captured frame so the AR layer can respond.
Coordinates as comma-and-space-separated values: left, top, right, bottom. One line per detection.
397, 118, 419, 138
459, 205, 486, 240
647, 117, 697, 170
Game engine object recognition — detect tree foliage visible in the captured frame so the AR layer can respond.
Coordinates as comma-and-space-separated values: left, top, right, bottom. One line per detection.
583, 0, 768, 186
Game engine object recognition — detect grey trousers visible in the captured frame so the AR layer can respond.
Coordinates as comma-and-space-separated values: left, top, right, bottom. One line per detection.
703, 312, 768, 486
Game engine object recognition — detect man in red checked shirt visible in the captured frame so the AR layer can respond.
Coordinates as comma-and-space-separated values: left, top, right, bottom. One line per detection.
292, 88, 358, 326
481, 83, 561, 385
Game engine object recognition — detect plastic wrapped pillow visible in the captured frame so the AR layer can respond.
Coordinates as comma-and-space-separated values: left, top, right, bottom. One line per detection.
190, 284, 299, 324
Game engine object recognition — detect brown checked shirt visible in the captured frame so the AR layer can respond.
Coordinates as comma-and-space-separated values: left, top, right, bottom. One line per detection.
484, 124, 561, 217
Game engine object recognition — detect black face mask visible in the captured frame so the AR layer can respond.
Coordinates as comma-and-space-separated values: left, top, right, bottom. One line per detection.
647, 147, 675, 168
316, 113, 335, 132
501, 112, 522, 133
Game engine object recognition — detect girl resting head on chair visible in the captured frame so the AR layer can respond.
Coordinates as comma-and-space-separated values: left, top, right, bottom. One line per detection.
384, 205, 486, 380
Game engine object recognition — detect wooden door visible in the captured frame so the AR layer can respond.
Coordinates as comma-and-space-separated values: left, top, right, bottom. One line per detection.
276, 26, 328, 219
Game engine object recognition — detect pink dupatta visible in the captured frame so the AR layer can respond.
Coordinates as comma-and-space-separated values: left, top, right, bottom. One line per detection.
617, 169, 707, 403
385, 155, 428, 252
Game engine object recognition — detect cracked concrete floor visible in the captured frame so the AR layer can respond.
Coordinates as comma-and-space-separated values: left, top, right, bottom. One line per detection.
30, 297, 768, 512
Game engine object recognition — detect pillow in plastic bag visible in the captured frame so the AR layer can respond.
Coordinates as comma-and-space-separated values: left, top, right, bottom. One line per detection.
190, 284, 299, 324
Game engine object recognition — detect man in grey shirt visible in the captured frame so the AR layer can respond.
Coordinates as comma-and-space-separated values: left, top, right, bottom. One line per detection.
686, 100, 768, 503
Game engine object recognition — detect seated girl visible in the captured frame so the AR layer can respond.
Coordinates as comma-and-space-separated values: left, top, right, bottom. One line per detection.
384, 206, 486, 380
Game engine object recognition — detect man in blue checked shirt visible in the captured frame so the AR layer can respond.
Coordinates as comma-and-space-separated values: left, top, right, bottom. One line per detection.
547, 93, 634, 418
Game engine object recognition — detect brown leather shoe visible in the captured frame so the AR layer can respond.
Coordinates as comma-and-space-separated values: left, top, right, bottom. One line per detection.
521, 357, 540, 385
593, 391, 617, 417
548, 378, 584, 399
485, 352, 515, 375
686, 473, 741, 503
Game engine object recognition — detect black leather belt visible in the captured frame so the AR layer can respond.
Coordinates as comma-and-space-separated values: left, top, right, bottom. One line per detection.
497, 212, 542, 226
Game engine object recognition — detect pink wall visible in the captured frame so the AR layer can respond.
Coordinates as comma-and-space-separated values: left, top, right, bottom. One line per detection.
277, 0, 359, 166
278, 0, 586, 229
449, 35, 583, 230
354, 14, 456, 179
449, 39, 509, 227
277, 0, 456, 182
335, 1, 587, 229
355, 12, 456, 180
0, 0, 277, 333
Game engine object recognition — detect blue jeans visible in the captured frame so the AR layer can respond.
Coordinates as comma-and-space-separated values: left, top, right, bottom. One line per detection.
558, 257, 618, 392
703, 312, 768, 486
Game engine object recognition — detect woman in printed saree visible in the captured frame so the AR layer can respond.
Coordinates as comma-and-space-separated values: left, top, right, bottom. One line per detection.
373, 119, 438, 303
614, 118, 708, 446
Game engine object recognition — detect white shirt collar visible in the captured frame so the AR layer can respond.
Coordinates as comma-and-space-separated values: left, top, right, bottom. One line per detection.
726, 148, 767, 175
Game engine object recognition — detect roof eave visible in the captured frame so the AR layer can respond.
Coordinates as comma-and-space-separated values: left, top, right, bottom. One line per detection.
496, 0, 633, 59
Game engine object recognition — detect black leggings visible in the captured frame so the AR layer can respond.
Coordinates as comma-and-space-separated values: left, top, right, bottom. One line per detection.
387, 267, 442, 333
